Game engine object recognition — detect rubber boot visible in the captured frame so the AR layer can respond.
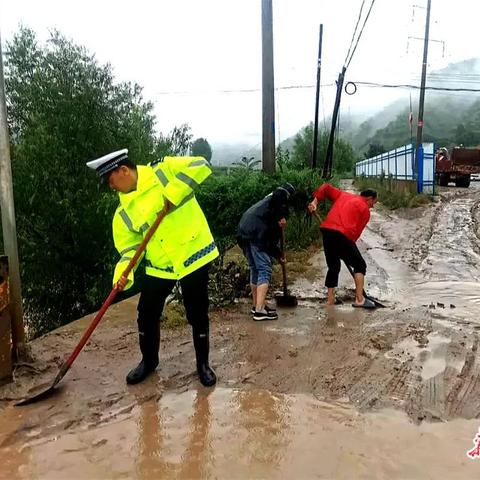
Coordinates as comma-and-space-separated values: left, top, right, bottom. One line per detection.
126, 328, 160, 385
193, 330, 217, 387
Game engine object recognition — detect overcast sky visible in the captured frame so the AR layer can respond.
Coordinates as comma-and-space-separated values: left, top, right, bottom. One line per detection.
1, 0, 479, 149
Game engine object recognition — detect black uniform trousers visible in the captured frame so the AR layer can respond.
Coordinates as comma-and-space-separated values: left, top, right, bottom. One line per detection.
136, 263, 210, 366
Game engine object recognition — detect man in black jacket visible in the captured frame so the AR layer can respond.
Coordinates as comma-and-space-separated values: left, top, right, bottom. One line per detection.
237, 183, 294, 321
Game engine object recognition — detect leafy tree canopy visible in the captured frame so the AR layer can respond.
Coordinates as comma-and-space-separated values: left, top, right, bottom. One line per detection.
284, 123, 355, 174
191, 137, 212, 163
5, 27, 191, 336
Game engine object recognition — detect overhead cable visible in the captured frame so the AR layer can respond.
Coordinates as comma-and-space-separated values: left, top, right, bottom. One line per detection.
348, 80, 480, 92
344, 0, 366, 67
345, 0, 376, 69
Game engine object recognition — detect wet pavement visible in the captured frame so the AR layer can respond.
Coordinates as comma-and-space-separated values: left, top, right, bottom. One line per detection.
2, 388, 480, 479
3, 183, 480, 478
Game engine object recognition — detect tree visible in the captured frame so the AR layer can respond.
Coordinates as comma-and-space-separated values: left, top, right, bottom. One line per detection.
232, 156, 261, 170
4, 27, 164, 336
191, 137, 212, 164
364, 143, 386, 159
288, 123, 355, 174
156, 123, 193, 158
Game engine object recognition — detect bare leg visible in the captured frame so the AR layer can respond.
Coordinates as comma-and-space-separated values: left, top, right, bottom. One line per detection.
327, 287, 336, 305
251, 284, 257, 309
255, 283, 269, 311
353, 273, 365, 304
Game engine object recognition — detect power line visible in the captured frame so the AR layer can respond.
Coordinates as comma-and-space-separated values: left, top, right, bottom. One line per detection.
345, 0, 376, 69
344, 0, 366, 67
350, 80, 480, 92
155, 83, 335, 96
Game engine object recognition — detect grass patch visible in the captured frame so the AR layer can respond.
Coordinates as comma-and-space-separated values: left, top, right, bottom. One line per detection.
354, 176, 432, 210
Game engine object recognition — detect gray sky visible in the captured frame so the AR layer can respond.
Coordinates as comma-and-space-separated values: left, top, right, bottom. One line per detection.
1, 0, 479, 148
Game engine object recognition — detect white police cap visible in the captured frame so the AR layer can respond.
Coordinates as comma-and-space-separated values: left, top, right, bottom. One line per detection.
86, 149, 128, 177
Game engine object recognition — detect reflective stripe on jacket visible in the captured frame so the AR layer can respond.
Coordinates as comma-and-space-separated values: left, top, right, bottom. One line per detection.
112, 157, 219, 288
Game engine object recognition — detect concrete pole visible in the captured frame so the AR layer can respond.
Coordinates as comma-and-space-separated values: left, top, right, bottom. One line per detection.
261, 0, 276, 173
0, 31, 26, 359
311, 24, 324, 169
414, 0, 432, 180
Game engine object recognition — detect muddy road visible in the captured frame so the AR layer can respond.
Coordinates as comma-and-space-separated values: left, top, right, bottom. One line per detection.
2, 183, 480, 478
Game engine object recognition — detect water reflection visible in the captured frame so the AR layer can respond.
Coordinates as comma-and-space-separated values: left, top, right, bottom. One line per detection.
324, 305, 366, 329
232, 389, 291, 473
136, 388, 213, 479
179, 389, 213, 479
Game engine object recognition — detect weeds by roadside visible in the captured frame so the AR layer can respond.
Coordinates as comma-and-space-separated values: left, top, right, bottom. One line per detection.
354, 175, 432, 210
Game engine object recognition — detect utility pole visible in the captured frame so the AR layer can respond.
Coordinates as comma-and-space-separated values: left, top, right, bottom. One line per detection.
414, 0, 432, 183
311, 24, 324, 169
261, 0, 276, 173
322, 66, 346, 178
0, 31, 26, 359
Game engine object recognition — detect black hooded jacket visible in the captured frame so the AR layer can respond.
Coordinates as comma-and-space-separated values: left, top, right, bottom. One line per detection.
237, 187, 290, 259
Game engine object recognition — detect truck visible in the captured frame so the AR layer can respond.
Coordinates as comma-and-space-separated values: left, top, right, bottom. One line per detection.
435, 146, 480, 188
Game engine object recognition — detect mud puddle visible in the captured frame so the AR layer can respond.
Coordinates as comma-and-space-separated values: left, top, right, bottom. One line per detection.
362, 198, 480, 323
4, 182, 480, 478
2, 387, 480, 479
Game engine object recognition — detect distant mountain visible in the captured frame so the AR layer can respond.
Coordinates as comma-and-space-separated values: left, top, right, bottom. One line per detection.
213, 59, 480, 164
211, 142, 261, 166
353, 58, 480, 154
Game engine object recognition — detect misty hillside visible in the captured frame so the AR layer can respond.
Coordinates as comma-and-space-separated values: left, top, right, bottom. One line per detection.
352, 58, 480, 154
279, 58, 480, 159
211, 142, 261, 166
212, 59, 480, 165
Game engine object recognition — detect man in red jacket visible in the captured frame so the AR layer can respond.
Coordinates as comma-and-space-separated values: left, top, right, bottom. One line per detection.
307, 184, 377, 308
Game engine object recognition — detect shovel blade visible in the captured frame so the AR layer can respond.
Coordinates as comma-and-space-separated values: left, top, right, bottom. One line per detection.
275, 294, 298, 307
15, 380, 61, 406
365, 294, 387, 308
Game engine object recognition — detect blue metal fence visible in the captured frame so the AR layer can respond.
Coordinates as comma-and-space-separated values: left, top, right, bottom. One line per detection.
355, 143, 435, 194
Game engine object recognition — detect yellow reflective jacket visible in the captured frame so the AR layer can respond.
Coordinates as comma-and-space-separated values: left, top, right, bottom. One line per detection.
112, 157, 219, 289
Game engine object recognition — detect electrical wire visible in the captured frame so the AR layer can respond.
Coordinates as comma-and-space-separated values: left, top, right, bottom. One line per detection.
350, 81, 480, 92
155, 83, 335, 96
344, 0, 366, 68
345, 0, 376, 69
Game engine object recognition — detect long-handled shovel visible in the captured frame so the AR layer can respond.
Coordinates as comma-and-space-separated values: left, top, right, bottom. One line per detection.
311, 210, 385, 308
274, 228, 298, 307
16, 205, 169, 406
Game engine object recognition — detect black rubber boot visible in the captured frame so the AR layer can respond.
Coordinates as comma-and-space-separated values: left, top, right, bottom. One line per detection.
126, 329, 159, 385
193, 330, 217, 387
126, 359, 158, 385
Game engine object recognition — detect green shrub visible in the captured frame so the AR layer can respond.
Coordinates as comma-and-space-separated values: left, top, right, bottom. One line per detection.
196, 168, 329, 251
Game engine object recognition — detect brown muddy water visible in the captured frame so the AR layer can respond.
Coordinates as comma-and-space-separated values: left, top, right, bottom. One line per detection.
2, 387, 480, 479
3, 184, 480, 478
362, 187, 480, 321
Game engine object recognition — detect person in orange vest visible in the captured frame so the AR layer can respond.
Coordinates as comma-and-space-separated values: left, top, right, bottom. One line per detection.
308, 184, 377, 308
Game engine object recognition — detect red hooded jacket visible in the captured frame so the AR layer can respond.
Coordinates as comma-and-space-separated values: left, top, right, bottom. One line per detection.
313, 184, 370, 242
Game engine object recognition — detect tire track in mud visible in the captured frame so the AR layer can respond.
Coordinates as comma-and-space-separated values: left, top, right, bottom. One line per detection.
418, 192, 480, 281
445, 336, 480, 418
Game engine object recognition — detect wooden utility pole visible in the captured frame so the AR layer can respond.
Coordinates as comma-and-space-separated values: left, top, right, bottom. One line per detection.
311, 24, 324, 169
0, 31, 26, 359
261, 0, 276, 173
414, 0, 432, 178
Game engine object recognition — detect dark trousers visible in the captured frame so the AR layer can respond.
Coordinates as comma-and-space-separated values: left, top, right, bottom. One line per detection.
321, 228, 366, 288
136, 263, 210, 367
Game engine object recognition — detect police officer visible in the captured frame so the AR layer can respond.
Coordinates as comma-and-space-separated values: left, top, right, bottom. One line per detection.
87, 149, 218, 386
